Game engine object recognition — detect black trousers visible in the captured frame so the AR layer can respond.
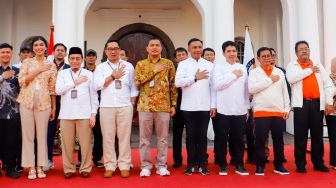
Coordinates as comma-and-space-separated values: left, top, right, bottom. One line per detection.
326, 115, 336, 166
78, 112, 103, 162
294, 99, 324, 168
47, 104, 60, 162
0, 119, 21, 170
214, 113, 246, 166
254, 117, 285, 167
245, 108, 255, 160
172, 107, 185, 163
183, 111, 210, 166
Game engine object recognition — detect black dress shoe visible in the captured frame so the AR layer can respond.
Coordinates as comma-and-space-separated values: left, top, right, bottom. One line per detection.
93, 161, 104, 168
6, 169, 20, 179
173, 162, 182, 168
314, 165, 330, 172
296, 166, 307, 173
16, 166, 24, 173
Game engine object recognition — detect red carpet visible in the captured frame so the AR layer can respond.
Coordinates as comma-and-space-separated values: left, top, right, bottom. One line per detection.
2, 146, 336, 188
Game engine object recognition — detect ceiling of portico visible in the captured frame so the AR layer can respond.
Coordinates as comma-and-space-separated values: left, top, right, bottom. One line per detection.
90, 0, 190, 10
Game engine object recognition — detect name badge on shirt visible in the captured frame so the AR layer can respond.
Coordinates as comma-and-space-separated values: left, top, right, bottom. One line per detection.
150, 80, 154, 87
115, 79, 122, 89
71, 89, 77, 98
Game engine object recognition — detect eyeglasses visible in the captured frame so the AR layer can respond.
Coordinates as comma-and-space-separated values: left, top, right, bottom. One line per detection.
106, 47, 120, 52
271, 54, 276, 57
298, 48, 310, 52
260, 54, 271, 60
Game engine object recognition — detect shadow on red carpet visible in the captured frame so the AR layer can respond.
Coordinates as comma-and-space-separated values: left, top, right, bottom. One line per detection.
1, 146, 336, 188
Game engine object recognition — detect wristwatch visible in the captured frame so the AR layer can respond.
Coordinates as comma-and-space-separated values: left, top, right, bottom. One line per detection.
172, 105, 177, 108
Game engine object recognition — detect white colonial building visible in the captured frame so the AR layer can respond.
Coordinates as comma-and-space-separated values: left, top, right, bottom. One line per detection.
1, 0, 335, 134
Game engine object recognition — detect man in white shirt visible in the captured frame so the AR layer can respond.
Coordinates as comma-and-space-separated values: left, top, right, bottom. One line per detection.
175, 38, 216, 175
56, 47, 99, 179
214, 41, 250, 176
93, 40, 138, 178
13, 45, 31, 68
286, 41, 334, 173
248, 47, 290, 176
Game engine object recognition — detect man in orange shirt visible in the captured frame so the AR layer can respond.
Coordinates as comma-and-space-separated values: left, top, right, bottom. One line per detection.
286, 41, 334, 173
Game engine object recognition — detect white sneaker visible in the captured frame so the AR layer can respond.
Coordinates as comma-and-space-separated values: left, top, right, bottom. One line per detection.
140, 169, 151, 177
37, 169, 46, 179
43, 161, 54, 171
334, 166, 336, 170
156, 168, 170, 176
28, 170, 36, 180
130, 163, 134, 169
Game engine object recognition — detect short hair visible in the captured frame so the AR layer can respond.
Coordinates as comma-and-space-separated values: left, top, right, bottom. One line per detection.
120, 48, 128, 56
269, 48, 276, 53
257, 47, 272, 57
221, 41, 237, 52
0, 43, 13, 50
188, 38, 203, 46
174, 47, 188, 58
295, 41, 309, 52
104, 39, 120, 49
202, 48, 215, 57
32, 36, 48, 48
147, 37, 162, 46
53, 43, 67, 52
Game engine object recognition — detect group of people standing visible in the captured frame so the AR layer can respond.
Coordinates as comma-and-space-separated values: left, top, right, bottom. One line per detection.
0, 36, 335, 181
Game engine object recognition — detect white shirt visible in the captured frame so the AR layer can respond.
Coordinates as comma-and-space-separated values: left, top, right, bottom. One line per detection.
175, 57, 216, 111
286, 60, 334, 110
56, 68, 99, 119
214, 61, 250, 115
248, 66, 290, 113
93, 59, 139, 107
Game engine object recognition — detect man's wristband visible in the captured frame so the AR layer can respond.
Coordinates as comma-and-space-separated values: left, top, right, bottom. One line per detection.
111, 74, 115, 80
172, 105, 177, 108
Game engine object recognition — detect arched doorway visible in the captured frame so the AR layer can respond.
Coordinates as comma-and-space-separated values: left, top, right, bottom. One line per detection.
102, 23, 175, 66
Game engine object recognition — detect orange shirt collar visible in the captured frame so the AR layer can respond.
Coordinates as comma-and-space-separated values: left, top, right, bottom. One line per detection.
297, 59, 312, 67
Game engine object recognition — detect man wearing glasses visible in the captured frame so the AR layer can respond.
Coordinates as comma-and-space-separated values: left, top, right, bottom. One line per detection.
286, 41, 334, 173
94, 40, 138, 178
248, 47, 290, 176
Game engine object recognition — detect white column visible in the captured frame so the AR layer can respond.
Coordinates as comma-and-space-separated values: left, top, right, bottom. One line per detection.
323, 0, 336, 73
191, 0, 213, 49
53, 0, 78, 49
212, 0, 234, 63
297, 0, 321, 63
52, 0, 93, 56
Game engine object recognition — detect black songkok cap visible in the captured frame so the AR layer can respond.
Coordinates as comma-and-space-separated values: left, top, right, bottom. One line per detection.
68, 47, 83, 56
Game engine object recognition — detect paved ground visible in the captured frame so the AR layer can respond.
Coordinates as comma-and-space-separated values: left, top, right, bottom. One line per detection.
130, 125, 296, 149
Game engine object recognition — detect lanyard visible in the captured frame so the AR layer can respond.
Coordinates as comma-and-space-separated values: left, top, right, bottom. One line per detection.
107, 61, 121, 72
70, 68, 82, 88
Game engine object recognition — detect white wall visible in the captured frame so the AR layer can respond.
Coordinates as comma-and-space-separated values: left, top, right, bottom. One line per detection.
84, 1, 202, 63
0, 0, 52, 64
234, 0, 283, 67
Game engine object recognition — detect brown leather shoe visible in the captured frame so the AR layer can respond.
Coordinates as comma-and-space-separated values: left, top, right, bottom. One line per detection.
64, 172, 75, 179
80, 171, 90, 178
104, 170, 114, 178
120, 170, 130, 178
